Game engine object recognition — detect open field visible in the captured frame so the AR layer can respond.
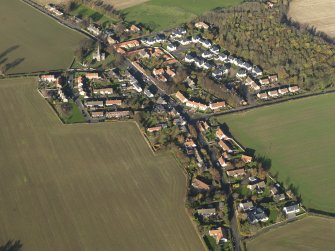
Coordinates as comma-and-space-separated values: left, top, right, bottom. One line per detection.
0, 78, 205, 251
0, 0, 85, 74
289, 0, 335, 38
34, 0, 149, 9
124, 0, 243, 31
218, 93, 335, 213
247, 216, 335, 251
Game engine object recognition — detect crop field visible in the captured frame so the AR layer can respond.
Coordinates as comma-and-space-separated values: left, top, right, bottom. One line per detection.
124, 0, 243, 31
0, 0, 85, 74
0, 78, 205, 251
247, 216, 335, 251
218, 93, 335, 213
289, 0, 335, 38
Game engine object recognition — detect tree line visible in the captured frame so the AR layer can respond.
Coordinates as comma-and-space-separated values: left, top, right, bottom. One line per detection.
200, 0, 335, 91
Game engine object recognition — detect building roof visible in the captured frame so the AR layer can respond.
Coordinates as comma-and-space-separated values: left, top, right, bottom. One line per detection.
289, 86, 300, 92
241, 154, 253, 163
147, 126, 162, 132
105, 99, 122, 106
192, 178, 210, 190
210, 101, 226, 110
226, 168, 246, 177
216, 128, 227, 140
184, 138, 196, 148
218, 156, 226, 167
197, 208, 216, 216
175, 91, 188, 103
105, 110, 130, 118
195, 21, 209, 29
209, 227, 226, 244
85, 73, 100, 79
218, 140, 231, 152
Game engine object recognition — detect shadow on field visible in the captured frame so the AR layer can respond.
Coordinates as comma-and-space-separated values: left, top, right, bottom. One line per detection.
0, 45, 20, 61
0, 240, 22, 251
0, 46, 24, 74
2, 58, 25, 73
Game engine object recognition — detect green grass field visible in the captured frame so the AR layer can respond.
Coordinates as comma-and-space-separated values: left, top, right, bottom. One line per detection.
247, 216, 335, 251
0, 0, 86, 74
218, 94, 335, 213
0, 78, 205, 251
70, 3, 116, 27
124, 0, 242, 31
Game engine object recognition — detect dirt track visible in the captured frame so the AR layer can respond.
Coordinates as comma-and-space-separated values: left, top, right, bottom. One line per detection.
288, 0, 335, 38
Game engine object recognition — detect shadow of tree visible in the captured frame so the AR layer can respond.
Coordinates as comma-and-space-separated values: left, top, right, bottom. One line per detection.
0, 46, 20, 61
0, 240, 22, 251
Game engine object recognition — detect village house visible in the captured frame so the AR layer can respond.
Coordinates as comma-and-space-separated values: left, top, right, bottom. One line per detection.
247, 181, 266, 191
40, 74, 56, 82
216, 128, 228, 140
105, 99, 122, 106
210, 101, 226, 111
91, 111, 104, 118
117, 40, 140, 49
236, 68, 247, 78
176, 91, 188, 103
209, 227, 228, 244
85, 100, 104, 108
195, 21, 209, 30
184, 138, 196, 148
147, 126, 162, 133
283, 204, 300, 215
245, 76, 255, 86
192, 178, 211, 191
105, 110, 130, 119
186, 100, 208, 111
289, 86, 300, 93
226, 168, 246, 177
248, 207, 269, 224
252, 66, 263, 76
218, 140, 232, 152
166, 67, 176, 78
197, 208, 216, 217
107, 36, 118, 45
238, 201, 254, 212
278, 88, 289, 95
257, 92, 268, 100
198, 121, 210, 132
250, 82, 261, 91
130, 24, 141, 32
218, 156, 227, 168
268, 74, 278, 82
241, 154, 253, 163
268, 90, 279, 98
85, 73, 100, 80
259, 78, 270, 86
93, 88, 113, 95
87, 24, 101, 36
167, 43, 177, 52
274, 194, 286, 202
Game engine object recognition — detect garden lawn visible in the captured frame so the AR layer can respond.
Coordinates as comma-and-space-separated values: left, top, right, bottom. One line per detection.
124, 0, 242, 31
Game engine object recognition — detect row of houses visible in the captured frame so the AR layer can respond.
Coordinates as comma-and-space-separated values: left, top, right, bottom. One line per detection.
90, 110, 131, 119
175, 91, 226, 111
85, 99, 122, 108
40, 75, 68, 102
257, 86, 300, 100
